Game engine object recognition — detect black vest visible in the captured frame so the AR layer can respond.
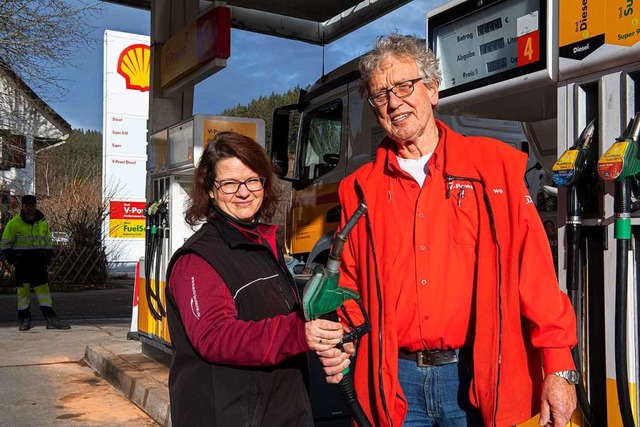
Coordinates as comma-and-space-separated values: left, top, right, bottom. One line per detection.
165, 217, 312, 427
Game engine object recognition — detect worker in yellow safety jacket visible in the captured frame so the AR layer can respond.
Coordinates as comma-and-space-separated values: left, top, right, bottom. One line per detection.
1, 195, 70, 331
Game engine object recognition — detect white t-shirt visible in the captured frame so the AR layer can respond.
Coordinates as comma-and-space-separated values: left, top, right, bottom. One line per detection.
396, 153, 432, 187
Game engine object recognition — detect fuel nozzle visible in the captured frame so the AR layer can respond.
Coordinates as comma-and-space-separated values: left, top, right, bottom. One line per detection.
302, 200, 373, 427
553, 119, 596, 188
598, 112, 640, 427
302, 202, 367, 321
598, 112, 640, 182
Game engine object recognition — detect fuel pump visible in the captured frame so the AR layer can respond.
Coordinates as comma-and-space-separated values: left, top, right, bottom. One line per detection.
138, 116, 266, 365
597, 112, 640, 427
153, 200, 168, 315
302, 200, 372, 427
144, 199, 167, 320
551, 119, 597, 426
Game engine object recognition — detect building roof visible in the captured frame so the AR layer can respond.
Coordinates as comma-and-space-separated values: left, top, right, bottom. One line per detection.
0, 60, 72, 138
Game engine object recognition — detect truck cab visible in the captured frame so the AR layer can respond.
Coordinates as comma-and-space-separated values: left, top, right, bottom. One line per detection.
270, 58, 547, 274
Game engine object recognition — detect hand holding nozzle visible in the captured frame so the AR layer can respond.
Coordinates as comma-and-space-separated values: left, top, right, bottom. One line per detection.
301, 201, 371, 369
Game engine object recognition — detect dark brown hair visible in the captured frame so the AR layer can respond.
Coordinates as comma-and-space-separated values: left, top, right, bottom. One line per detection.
185, 131, 279, 226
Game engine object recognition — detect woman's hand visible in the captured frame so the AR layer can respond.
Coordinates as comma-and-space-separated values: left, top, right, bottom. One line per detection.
316, 343, 356, 384
305, 319, 344, 351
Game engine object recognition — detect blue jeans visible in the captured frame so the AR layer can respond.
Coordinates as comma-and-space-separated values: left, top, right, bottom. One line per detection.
398, 355, 483, 426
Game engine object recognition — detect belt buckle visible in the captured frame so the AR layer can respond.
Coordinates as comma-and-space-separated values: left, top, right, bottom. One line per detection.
416, 351, 430, 367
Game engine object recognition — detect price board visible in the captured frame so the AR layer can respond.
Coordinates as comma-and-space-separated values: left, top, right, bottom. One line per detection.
427, 0, 549, 99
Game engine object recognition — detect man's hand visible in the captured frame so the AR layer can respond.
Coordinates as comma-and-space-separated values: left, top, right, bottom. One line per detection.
538, 374, 577, 426
316, 342, 356, 384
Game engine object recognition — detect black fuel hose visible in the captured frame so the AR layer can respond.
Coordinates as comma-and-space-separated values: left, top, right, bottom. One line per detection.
328, 191, 374, 427
565, 186, 595, 426
337, 372, 372, 427
152, 202, 167, 317
145, 202, 163, 320
614, 180, 635, 427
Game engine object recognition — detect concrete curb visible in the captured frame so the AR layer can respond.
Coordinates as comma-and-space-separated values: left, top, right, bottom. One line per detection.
84, 339, 172, 427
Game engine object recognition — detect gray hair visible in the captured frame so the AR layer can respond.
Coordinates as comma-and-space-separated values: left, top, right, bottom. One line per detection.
358, 34, 442, 97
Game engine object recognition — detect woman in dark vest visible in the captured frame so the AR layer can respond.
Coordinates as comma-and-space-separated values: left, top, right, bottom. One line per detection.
165, 131, 344, 427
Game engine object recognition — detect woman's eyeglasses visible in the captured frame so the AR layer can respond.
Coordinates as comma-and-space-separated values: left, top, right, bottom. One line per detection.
215, 177, 266, 194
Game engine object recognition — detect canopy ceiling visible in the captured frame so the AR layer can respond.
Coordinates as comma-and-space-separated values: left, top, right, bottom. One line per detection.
101, 0, 412, 44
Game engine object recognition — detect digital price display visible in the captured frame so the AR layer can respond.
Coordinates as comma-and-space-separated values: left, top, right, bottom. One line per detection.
428, 0, 547, 98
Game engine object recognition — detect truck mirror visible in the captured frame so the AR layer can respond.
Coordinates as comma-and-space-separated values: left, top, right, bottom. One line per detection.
271, 108, 291, 177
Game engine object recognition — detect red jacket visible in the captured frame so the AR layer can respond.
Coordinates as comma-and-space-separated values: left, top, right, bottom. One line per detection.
337, 120, 577, 427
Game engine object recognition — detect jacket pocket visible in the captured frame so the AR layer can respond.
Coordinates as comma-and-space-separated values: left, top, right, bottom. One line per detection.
448, 181, 479, 246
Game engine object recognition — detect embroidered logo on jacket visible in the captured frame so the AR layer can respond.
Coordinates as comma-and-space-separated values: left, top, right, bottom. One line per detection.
190, 276, 201, 319
452, 183, 474, 190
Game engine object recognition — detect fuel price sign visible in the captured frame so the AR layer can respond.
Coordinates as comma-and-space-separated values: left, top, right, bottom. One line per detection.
427, 0, 548, 98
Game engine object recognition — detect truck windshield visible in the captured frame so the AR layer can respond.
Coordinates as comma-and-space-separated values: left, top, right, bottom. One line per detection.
298, 101, 342, 181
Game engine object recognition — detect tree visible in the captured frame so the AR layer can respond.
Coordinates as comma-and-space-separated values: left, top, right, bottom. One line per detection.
220, 86, 302, 151
0, 0, 104, 103
35, 128, 105, 240
36, 129, 101, 201
219, 87, 305, 245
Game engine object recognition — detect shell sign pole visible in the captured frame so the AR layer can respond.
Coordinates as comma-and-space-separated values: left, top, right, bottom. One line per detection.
102, 30, 150, 266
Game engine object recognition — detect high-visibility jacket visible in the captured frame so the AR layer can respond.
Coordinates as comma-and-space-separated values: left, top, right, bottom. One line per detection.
1, 210, 53, 263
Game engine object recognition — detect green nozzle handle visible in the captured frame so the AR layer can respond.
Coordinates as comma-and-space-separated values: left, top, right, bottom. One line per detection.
302, 268, 361, 320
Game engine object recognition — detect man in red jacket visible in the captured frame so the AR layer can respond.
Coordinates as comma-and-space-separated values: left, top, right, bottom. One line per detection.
316, 34, 578, 427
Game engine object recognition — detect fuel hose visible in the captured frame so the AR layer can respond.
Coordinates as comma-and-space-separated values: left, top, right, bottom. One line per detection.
597, 113, 640, 427
552, 120, 597, 426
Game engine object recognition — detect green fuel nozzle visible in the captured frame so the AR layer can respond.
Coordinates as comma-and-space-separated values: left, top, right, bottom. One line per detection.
598, 112, 640, 240
301, 200, 373, 427
599, 112, 640, 427
302, 202, 368, 321
598, 112, 640, 182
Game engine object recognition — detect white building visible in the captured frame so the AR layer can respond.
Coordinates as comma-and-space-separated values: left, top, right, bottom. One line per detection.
0, 61, 71, 219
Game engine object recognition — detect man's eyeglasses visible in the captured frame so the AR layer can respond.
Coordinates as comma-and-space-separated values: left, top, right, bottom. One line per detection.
215, 177, 266, 194
367, 77, 425, 108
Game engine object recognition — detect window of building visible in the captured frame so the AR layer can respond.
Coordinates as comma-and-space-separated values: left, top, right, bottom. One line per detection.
0, 131, 27, 170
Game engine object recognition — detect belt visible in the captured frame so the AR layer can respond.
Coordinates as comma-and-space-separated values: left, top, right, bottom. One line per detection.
398, 349, 458, 367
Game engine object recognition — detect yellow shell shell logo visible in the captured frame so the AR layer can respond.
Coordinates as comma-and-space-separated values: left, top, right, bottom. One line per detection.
117, 44, 150, 92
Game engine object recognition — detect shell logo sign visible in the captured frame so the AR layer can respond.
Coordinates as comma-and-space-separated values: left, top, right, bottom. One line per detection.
117, 44, 150, 92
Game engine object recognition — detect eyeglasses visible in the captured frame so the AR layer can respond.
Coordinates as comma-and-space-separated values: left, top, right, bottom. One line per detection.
215, 177, 266, 194
367, 77, 425, 108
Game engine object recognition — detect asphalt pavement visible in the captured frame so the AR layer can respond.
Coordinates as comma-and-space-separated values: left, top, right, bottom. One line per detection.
0, 285, 165, 427
0, 282, 352, 427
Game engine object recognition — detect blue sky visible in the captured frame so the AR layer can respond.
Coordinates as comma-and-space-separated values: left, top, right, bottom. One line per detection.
50, 0, 448, 131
